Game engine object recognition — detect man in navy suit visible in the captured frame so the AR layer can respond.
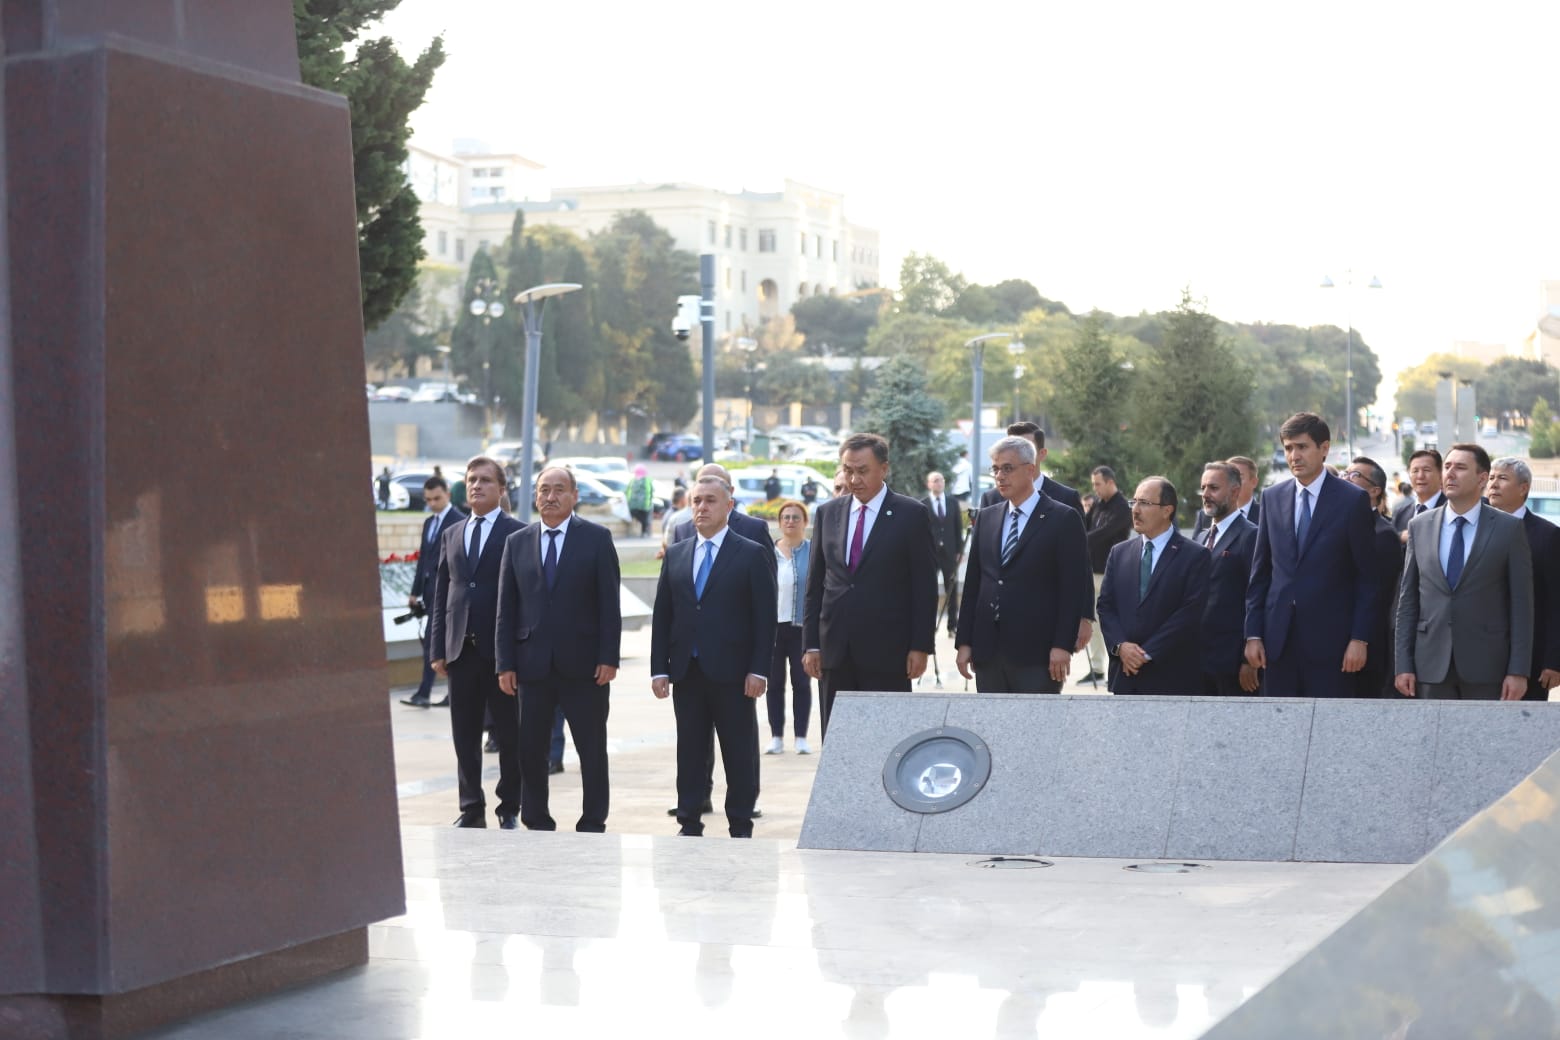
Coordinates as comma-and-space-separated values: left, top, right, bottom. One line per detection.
497, 466, 622, 832
404, 475, 464, 707
1197, 462, 1259, 694
803, 433, 937, 737
429, 457, 524, 828
1193, 455, 1261, 538
1487, 457, 1560, 701
1245, 413, 1378, 698
652, 476, 776, 837
1098, 476, 1210, 694
954, 437, 1091, 692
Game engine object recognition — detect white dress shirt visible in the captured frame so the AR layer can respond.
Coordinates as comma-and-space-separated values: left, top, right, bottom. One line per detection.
1293, 473, 1324, 535
1141, 527, 1173, 577
693, 525, 729, 582
1439, 502, 1479, 578
1004, 488, 1042, 543
846, 484, 890, 556
538, 517, 568, 563
466, 506, 502, 559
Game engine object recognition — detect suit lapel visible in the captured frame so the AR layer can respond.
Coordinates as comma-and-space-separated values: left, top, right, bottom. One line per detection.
456, 516, 478, 579
1004, 500, 1049, 564
1423, 506, 1452, 594
1143, 533, 1181, 602
851, 493, 895, 573
1297, 474, 1336, 560
1456, 504, 1493, 583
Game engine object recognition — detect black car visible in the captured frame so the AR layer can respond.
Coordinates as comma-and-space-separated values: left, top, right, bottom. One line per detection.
393, 471, 433, 511
643, 431, 680, 459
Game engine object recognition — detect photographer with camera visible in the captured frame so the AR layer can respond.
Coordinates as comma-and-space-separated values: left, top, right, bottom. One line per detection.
402, 475, 464, 708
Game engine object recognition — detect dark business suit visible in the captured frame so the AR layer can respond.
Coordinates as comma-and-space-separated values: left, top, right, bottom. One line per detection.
1522, 509, 1560, 701
1359, 513, 1405, 697
652, 530, 776, 836
980, 474, 1083, 517
1098, 531, 1210, 694
1391, 491, 1443, 535
922, 492, 965, 634
805, 488, 937, 737
496, 515, 622, 832
955, 493, 1091, 692
1395, 504, 1533, 699
1198, 513, 1257, 695
410, 505, 465, 700
1245, 473, 1378, 697
429, 509, 524, 824
1193, 498, 1260, 538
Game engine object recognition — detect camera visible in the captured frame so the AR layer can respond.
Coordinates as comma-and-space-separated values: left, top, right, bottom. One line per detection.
671, 294, 701, 341
393, 602, 427, 625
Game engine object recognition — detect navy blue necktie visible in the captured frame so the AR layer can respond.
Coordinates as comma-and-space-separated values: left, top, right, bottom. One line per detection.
467, 516, 484, 567
1446, 516, 1467, 589
694, 540, 714, 600
1295, 488, 1312, 554
543, 529, 559, 590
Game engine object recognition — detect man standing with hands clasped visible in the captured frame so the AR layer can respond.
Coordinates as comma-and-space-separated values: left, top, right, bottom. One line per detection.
1395, 444, 1533, 701
651, 476, 776, 837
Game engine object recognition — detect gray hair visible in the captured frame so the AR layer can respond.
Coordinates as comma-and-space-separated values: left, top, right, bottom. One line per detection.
1492, 457, 1533, 485
988, 436, 1037, 465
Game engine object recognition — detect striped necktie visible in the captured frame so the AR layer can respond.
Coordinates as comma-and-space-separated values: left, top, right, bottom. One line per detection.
1001, 508, 1022, 565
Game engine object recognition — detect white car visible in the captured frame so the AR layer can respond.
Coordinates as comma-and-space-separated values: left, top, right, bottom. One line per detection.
731, 465, 833, 507
373, 475, 410, 510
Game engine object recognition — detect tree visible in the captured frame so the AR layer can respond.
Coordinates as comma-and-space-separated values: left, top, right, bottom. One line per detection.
364, 278, 437, 377
1127, 291, 1258, 526
860, 355, 955, 497
495, 213, 597, 429
1532, 399, 1556, 459
296, 1, 446, 330
1478, 358, 1560, 423
1394, 354, 1485, 422
897, 253, 966, 316
1047, 312, 1136, 486
446, 249, 518, 425
791, 294, 878, 355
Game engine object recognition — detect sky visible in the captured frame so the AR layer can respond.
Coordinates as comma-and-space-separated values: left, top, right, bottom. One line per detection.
378, 0, 1560, 412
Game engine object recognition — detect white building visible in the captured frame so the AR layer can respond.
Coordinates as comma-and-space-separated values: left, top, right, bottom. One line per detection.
403, 142, 880, 335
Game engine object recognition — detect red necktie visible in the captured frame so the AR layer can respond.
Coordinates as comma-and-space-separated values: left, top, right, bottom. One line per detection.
848, 504, 867, 572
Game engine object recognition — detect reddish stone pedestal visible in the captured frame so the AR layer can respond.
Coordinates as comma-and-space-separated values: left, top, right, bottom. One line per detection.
0, 5, 403, 1037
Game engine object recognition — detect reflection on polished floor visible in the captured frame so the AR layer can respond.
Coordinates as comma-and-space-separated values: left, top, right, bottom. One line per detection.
144, 829, 1406, 1039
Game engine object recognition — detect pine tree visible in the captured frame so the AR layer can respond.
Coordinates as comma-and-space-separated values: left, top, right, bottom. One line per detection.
296, 1, 445, 330
1048, 311, 1135, 486
861, 356, 955, 496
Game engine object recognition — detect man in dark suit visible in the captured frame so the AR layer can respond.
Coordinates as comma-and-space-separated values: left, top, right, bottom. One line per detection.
1391, 448, 1444, 543
922, 470, 965, 637
803, 432, 937, 738
1193, 455, 1261, 537
1245, 413, 1378, 698
977, 421, 1084, 516
404, 475, 464, 707
429, 456, 524, 828
1196, 462, 1259, 694
652, 475, 776, 837
496, 466, 622, 832
1098, 476, 1210, 694
954, 436, 1091, 692
1485, 456, 1557, 701
1344, 456, 1405, 697
1396, 444, 1532, 701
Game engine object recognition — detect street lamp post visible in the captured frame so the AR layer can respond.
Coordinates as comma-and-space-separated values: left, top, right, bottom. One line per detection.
964, 332, 1022, 478
469, 278, 506, 434
735, 336, 758, 450
512, 282, 583, 524
1320, 271, 1383, 458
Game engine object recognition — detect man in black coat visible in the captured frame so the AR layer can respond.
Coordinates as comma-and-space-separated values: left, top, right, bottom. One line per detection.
1488, 457, 1560, 701
429, 457, 525, 828
803, 433, 937, 738
922, 470, 965, 636
404, 475, 464, 707
1084, 465, 1133, 675
497, 467, 622, 832
955, 437, 1091, 692
652, 475, 776, 837
1196, 462, 1259, 694
1193, 455, 1261, 537
1098, 476, 1210, 695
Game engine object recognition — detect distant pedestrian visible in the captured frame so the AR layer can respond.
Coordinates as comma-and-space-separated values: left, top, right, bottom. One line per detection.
764, 469, 783, 501
949, 449, 972, 505
377, 466, 393, 510
627, 464, 656, 536
800, 474, 820, 505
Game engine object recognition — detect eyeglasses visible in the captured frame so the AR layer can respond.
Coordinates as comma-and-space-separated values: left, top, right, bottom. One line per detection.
1126, 499, 1171, 509
1344, 469, 1382, 489
989, 463, 1031, 476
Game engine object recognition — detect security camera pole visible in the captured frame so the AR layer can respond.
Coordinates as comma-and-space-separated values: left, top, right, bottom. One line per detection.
513, 281, 582, 525
700, 253, 716, 461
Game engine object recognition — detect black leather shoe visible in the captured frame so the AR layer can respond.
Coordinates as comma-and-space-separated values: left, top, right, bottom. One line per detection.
400, 694, 430, 707
453, 813, 486, 828
498, 813, 518, 830
549, 761, 565, 775
430, 696, 450, 707
667, 801, 715, 816
484, 736, 499, 753
1085, 670, 1105, 682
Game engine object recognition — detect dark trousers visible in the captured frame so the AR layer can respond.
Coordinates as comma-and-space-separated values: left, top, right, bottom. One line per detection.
1419, 658, 1504, 701
1524, 675, 1551, 703
820, 658, 912, 739
974, 656, 1060, 693
1263, 637, 1356, 698
767, 623, 812, 738
936, 555, 960, 633
518, 676, 609, 832
1203, 671, 1245, 696
673, 661, 759, 837
415, 626, 436, 699
448, 647, 521, 819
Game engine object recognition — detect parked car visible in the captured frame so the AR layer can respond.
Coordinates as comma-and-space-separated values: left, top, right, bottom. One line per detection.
731, 465, 833, 508
643, 431, 680, 459
391, 470, 434, 511
549, 455, 633, 477
509, 470, 632, 531
373, 475, 410, 510
652, 434, 704, 461
369, 385, 413, 402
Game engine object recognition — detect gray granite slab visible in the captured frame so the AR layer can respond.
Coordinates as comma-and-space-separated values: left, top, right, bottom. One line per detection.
1423, 701, 1560, 855
1033, 696, 1192, 859
1293, 699, 1439, 863
915, 694, 1070, 855
1166, 698, 1315, 861
797, 693, 948, 852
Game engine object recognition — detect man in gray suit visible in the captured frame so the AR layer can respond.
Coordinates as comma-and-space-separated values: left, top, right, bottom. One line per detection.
1394, 443, 1534, 701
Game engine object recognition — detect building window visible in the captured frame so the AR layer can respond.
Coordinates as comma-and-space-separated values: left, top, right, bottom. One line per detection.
708, 220, 717, 244
799, 281, 808, 298
758, 229, 776, 253
725, 267, 731, 289
724, 224, 732, 248
833, 240, 839, 261
741, 271, 747, 291
740, 228, 749, 251
472, 168, 487, 179
438, 230, 448, 255
725, 310, 732, 331
817, 237, 823, 259
456, 238, 465, 262
478, 239, 491, 253
799, 232, 807, 254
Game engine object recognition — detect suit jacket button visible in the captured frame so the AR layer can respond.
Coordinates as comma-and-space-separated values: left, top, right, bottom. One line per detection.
469, 581, 477, 589
998, 579, 1004, 585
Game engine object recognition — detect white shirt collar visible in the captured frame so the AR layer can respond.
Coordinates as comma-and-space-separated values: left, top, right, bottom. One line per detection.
469, 506, 502, 523
852, 483, 889, 515
541, 517, 569, 535
1444, 500, 1480, 524
1007, 488, 1042, 518
696, 525, 730, 553
1513, 505, 1529, 519
1295, 471, 1324, 495
1143, 526, 1174, 559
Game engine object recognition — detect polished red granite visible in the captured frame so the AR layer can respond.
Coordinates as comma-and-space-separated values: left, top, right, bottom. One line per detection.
1, 4, 403, 1035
